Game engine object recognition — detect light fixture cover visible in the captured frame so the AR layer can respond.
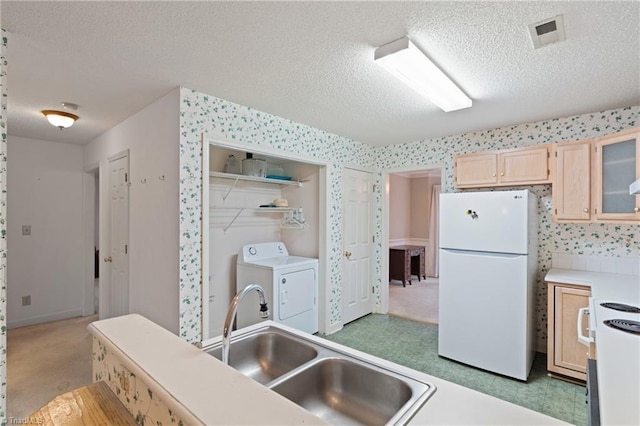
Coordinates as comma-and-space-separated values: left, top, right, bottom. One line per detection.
42, 110, 79, 129
374, 37, 472, 112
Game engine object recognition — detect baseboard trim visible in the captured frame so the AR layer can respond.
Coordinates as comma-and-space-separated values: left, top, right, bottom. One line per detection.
8, 308, 84, 329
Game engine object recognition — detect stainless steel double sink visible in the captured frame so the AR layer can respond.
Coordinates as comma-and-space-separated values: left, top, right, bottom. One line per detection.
203, 326, 436, 425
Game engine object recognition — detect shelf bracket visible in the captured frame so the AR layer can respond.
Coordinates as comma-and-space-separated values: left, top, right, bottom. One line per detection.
223, 208, 244, 233
222, 177, 240, 201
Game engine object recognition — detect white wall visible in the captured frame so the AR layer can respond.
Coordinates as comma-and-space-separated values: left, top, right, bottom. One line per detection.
7, 136, 84, 328
410, 177, 430, 240
389, 174, 411, 242
83, 88, 180, 334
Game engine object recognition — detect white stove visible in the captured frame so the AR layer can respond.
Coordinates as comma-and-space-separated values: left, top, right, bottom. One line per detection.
588, 298, 640, 425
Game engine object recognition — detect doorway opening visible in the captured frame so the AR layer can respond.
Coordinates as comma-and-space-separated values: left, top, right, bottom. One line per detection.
383, 167, 441, 324
83, 166, 100, 317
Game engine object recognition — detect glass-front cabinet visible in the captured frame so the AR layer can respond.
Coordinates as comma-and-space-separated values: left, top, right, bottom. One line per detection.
594, 128, 640, 221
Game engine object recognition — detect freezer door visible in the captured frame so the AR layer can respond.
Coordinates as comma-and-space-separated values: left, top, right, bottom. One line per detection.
440, 190, 530, 254
438, 248, 533, 380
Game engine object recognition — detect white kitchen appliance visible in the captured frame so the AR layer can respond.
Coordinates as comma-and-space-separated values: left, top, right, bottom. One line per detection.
582, 298, 640, 425
236, 242, 318, 334
438, 189, 537, 380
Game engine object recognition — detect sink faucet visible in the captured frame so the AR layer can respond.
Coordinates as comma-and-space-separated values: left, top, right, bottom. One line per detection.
222, 283, 269, 365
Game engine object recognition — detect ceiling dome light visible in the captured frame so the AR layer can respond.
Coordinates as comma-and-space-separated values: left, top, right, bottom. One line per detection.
42, 110, 79, 129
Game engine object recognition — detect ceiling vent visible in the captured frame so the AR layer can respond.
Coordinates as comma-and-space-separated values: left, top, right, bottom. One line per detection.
528, 15, 566, 49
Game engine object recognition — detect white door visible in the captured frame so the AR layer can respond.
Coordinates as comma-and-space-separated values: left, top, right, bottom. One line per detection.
342, 168, 373, 324
106, 153, 130, 318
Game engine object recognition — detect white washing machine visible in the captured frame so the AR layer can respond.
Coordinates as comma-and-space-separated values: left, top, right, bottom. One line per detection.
236, 242, 318, 334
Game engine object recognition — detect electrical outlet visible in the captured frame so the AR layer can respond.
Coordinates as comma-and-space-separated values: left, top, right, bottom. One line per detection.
22, 295, 31, 306
22, 225, 31, 236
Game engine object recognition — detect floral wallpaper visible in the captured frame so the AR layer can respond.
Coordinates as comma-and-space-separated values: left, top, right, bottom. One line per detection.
0, 29, 7, 424
178, 88, 375, 341
92, 337, 187, 425
178, 84, 638, 350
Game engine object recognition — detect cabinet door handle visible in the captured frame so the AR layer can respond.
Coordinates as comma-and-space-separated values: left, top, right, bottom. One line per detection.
635, 207, 639, 213
492, 173, 496, 177
104, 256, 113, 263
344, 251, 352, 259
500, 172, 504, 176
583, 208, 589, 213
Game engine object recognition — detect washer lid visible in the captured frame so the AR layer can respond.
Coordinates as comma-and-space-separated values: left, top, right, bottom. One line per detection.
244, 256, 318, 270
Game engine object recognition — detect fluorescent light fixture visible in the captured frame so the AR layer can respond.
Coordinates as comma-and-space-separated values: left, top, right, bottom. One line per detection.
374, 37, 472, 112
42, 110, 79, 129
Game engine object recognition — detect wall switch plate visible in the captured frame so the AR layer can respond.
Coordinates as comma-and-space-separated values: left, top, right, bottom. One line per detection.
22, 295, 31, 306
22, 225, 31, 236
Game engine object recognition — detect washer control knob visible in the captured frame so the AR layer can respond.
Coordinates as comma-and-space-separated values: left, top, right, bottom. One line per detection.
248, 247, 257, 256
282, 278, 287, 284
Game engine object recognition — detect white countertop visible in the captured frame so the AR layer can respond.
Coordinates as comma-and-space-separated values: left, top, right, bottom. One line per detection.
545, 268, 640, 304
89, 314, 565, 425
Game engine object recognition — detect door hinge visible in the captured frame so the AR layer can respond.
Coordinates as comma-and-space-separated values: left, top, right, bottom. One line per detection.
594, 146, 598, 153
125, 244, 128, 254
372, 286, 375, 294
372, 184, 377, 192
372, 235, 375, 243
547, 151, 550, 158
125, 172, 128, 182
555, 208, 557, 215
555, 151, 558, 157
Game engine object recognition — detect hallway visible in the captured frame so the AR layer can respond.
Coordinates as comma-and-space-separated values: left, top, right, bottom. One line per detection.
7, 315, 95, 418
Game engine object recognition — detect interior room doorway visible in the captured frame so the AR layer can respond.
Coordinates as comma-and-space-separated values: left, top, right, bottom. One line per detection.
383, 167, 441, 324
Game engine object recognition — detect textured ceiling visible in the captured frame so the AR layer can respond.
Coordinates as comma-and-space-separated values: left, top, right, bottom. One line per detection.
2, 1, 639, 146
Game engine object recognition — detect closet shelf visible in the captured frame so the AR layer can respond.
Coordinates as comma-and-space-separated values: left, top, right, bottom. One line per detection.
211, 206, 301, 232
210, 171, 302, 187
210, 171, 303, 201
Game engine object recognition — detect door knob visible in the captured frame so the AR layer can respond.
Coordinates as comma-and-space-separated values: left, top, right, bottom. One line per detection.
635, 207, 639, 213
104, 256, 113, 263
344, 251, 352, 259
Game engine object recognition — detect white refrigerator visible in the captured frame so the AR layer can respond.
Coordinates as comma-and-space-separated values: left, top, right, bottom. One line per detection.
438, 189, 538, 380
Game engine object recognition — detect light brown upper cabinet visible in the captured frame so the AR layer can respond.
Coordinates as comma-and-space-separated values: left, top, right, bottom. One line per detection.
552, 140, 592, 222
454, 146, 550, 188
593, 127, 640, 222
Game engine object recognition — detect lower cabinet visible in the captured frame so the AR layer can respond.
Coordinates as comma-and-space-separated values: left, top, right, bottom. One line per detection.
547, 282, 591, 381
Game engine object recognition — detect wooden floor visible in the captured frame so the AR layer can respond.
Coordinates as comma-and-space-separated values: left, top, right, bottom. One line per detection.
388, 277, 439, 324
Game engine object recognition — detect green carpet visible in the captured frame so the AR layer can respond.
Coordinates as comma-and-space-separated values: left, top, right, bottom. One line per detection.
321, 314, 586, 426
